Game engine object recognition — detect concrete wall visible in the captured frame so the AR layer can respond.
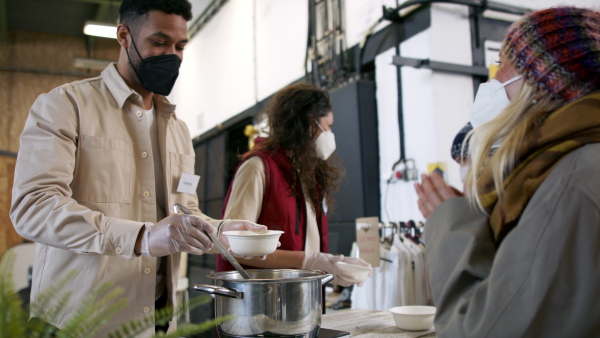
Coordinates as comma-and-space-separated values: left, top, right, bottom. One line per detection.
171, 0, 599, 224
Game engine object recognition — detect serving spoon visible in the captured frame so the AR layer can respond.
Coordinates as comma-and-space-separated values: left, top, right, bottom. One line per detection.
173, 203, 251, 279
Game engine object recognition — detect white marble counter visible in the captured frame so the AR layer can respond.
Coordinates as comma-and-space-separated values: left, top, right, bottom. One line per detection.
322, 309, 436, 338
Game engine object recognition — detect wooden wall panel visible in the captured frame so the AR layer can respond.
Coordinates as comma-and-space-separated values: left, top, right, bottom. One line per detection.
0, 155, 21, 260
5, 30, 120, 72
6, 71, 82, 153
0, 71, 9, 154
0, 30, 120, 153
0, 30, 120, 258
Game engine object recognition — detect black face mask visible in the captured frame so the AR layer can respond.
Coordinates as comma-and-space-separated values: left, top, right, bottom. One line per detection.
125, 27, 182, 96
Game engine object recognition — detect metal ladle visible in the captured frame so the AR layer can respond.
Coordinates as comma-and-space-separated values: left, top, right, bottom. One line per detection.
173, 203, 251, 279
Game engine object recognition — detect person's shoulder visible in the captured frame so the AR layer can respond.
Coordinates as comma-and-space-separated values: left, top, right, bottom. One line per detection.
542, 144, 600, 201
558, 144, 600, 177
43, 75, 104, 100
29, 75, 105, 113
232, 155, 266, 184
238, 155, 265, 172
571, 144, 600, 181
169, 115, 192, 139
245, 155, 265, 168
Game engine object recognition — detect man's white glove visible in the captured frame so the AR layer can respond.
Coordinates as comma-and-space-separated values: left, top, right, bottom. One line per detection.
142, 214, 216, 257
217, 220, 278, 259
302, 252, 372, 287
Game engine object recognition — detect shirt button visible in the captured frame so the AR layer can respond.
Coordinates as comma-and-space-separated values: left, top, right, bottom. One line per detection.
143, 307, 150, 313
144, 267, 152, 274
115, 247, 123, 255
141, 151, 148, 158
136, 111, 143, 118
143, 191, 150, 198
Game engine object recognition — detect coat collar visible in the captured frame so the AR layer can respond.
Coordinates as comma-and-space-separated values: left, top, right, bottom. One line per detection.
101, 63, 177, 119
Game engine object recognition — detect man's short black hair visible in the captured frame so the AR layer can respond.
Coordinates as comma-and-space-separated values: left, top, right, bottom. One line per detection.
119, 0, 193, 30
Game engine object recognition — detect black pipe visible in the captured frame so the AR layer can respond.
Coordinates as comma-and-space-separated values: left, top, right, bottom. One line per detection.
374, 0, 527, 165
394, 22, 406, 163
305, 0, 314, 84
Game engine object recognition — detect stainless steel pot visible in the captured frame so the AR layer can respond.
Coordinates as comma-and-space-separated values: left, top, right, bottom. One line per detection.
194, 269, 333, 337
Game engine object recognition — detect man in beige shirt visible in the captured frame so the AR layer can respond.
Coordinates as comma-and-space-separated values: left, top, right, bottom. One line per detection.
10, 0, 266, 336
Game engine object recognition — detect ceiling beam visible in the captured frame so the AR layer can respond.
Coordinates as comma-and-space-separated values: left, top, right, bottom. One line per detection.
0, 0, 7, 44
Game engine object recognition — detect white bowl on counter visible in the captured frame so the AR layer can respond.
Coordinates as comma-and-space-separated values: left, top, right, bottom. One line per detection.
335, 261, 373, 281
223, 230, 284, 256
389, 306, 436, 331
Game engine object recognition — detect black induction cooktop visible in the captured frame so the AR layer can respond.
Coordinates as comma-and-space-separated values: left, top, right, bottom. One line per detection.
187, 327, 349, 338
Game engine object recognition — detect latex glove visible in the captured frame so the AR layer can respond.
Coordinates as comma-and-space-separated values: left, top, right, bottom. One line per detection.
143, 214, 216, 257
218, 220, 280, 260
339, 256, 372, 287
302, 252, 371, 287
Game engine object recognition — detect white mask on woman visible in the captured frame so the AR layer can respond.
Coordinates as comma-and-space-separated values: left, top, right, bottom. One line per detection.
459, 165, 469, 183
469, 75, 522, 128
314, 119, 336, 160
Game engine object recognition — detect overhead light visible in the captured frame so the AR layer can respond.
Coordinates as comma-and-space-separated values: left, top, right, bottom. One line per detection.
83, 21, 117, 39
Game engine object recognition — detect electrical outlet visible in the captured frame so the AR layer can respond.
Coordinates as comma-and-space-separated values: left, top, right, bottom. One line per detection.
387, 158, 419, 183
388, 168, 405, 183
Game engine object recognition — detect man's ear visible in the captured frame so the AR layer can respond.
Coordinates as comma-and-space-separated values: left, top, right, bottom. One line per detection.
116, 24, 129, 48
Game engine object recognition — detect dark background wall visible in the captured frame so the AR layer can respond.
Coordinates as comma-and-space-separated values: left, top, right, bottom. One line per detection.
327, 79, 380, 256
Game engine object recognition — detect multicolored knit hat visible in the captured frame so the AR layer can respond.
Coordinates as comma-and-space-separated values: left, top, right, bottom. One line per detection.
501, 7, 600, 103
450, 122, 473, 163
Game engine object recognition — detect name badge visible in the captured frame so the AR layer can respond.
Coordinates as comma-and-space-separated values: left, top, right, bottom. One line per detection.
177, 172, 200, 194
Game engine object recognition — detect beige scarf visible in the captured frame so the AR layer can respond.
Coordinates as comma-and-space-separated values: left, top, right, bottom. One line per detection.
479, 91, 600, 243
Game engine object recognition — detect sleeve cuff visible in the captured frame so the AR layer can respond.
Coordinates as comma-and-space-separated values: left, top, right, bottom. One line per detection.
104, 218, 146, 259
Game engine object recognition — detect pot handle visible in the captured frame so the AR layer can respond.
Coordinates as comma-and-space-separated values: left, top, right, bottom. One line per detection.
321, 273, 334, 285
193, 284, 243, 299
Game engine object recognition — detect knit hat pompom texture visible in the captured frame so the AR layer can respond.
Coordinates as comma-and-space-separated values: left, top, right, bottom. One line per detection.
501, 6, 600, 103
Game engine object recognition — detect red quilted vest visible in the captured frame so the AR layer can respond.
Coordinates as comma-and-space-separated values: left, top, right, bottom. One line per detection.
216, 139, 329, 272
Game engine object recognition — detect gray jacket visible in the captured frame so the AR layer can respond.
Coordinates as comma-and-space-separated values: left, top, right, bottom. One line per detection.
425, 143, 600, 337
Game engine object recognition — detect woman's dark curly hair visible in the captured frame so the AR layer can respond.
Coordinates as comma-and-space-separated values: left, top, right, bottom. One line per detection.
260, 83, 344, 212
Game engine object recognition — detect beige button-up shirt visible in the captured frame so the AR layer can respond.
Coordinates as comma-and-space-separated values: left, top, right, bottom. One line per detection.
10, 64, 219, 336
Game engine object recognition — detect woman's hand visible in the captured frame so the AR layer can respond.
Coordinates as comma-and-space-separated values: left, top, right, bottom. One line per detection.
414, 171, 463, 219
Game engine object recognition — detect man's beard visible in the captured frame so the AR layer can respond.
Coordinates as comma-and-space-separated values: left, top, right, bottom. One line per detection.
126, 44, 144, 86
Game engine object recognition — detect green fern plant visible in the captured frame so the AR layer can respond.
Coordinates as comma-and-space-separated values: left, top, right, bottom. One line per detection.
0, 250, 229, 338
109, 293, 229, 338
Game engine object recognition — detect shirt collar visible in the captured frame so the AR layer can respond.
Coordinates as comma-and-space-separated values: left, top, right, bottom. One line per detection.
101, 63, 177, 119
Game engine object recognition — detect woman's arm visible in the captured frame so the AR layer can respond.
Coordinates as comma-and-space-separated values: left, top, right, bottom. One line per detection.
223, 156, 265, 222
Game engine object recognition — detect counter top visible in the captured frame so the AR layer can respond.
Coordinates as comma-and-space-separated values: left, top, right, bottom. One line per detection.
322, 309, 436, 338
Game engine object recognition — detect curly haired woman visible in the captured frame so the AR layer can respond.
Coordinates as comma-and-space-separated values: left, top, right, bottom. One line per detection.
217, 83, 371, 286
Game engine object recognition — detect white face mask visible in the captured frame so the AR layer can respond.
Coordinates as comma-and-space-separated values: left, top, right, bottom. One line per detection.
314, 119, 336, 160
469, 75, 522, 128
459, 165, 469, 183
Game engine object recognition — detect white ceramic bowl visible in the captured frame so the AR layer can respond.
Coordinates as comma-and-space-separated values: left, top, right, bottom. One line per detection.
389, 306, 436, 331
335, 261, 373, 281
223, 230, 284, 256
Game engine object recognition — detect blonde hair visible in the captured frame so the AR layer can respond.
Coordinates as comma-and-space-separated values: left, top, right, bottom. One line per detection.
464, 81, 563, 211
